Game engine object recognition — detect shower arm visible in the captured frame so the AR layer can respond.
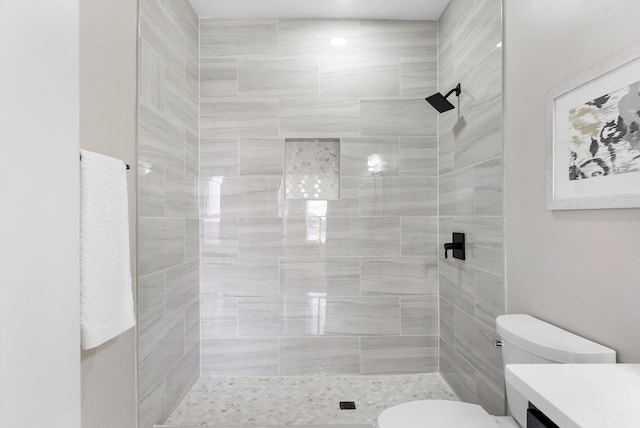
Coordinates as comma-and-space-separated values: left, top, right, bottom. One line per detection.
443, 83, 461, 100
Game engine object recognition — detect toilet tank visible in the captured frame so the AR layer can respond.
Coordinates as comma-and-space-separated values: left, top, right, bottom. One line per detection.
496, 314, 616, 426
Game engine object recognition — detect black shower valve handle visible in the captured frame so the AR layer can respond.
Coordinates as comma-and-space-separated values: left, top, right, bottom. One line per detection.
443, 232, 466, 260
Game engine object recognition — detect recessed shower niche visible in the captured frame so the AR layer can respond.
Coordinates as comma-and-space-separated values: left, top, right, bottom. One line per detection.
285, 138, 340, 200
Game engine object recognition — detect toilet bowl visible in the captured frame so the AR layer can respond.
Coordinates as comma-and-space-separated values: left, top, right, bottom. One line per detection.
378, 314, 616, 428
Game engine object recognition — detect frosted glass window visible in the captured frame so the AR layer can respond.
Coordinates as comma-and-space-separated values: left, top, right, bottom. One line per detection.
285, 138, 340, 200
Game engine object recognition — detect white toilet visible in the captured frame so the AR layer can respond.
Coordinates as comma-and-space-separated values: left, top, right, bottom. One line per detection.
378, 314, 616, 428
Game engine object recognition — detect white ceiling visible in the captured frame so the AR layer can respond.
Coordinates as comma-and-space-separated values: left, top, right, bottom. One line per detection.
189, 0, 450, 21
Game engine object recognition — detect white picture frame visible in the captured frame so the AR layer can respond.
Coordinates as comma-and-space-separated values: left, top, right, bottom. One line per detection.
547, 46, 640, 210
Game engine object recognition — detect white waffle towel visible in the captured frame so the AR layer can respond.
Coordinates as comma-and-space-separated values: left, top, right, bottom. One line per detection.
80, 149, 135, 350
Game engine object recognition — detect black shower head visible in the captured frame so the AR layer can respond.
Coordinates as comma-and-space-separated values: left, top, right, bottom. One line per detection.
425, 83, 461, 113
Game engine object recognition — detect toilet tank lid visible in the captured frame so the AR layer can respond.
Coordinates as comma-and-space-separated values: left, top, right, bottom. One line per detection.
496, 314, 616, 363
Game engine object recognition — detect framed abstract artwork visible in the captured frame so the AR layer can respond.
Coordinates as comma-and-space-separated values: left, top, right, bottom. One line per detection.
548, 48, 640, 209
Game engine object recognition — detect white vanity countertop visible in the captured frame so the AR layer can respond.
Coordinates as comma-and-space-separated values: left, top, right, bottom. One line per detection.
505, 364, 640, 428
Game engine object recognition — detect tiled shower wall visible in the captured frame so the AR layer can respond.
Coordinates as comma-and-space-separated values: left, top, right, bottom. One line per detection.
437, 0, 505, 415
199, 19, 440, 376
137, 0, 200, 427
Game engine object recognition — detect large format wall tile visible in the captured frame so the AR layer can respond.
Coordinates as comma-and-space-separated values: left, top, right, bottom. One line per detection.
239, 58, 319, 97
279, 258, 360, 297
279, 98, 360, 136
165, 168, 198, 218
360, 176, 437, 216
200, 19, 278, 58
361, 336, 438, 374
138, 158, 165, 217
165, 260, 199, 316
201, 338, 279, 376
201, 99, 279, 138
359, 20, 437, 58
201, 258, 279, 297
324, 296, 400, 336
361, 99, 437, 136
139, 102, 184, 172
278, 19, 360, 57
139, 217, 185, 277
198, 18, 441, 378
138, 272, 165, 337
200, 59, 238, 98
319, 58, 399, 97
279, 337, 360, 375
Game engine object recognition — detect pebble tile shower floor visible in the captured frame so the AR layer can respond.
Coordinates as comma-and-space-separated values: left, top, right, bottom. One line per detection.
161, 373, 458, 427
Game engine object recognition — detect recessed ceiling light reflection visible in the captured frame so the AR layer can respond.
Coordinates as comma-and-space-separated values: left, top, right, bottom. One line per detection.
330, 37, 347, 47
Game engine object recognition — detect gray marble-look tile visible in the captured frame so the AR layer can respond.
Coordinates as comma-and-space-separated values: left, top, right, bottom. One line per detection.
319, 57, 399, 97
200, 19, 278, 58
440, 338, 477, 404
201, 258, 279, 297
184, 218, 200, 262
279, 337, 360, 375
399, 137, 437, 176
471, 216, 503, 275
361, 257, 438, 296
361, 336, 438, 375
477, 372, 506, 416
239, 217, 323, 258
138, 217, 185, 277
400, 295, 438, 336
239, 58, 319, 97
439, 129, 454, 175
138, 271, 165, 337
359, 176, 437, 216
474, 157, 503, 216
164, 0, 198, 51
140, 0, 186, 78
139, 101, 184, 172
165, 168, 198, 218
439, 297, 455, 347
140, 38, 165, 111
200, 58, 238, 98
278, 19, 360, 57
138, 316, 185, 398
361, 99, 436, 137
439, 256, 475, 316
166, 343, 199, 417
281, 297, 328, 336
359, 20, 437, 58
201, 338, 279, 376
165, 67, 199, 133
185, 130, 199, 176
453, 0, 502, 74
438, 171, 457, 216
138, 378, 165, 428
279, 258, 360, 297
199, 138, 238, 177
165, 260, 199, 316
200, 296, 238, 339
454, 307, 504, 391
280, 98, 360, 137
283, 178, 360, 217
401, 216, 438, 256
453, 97, 502, 170
325, 296, 400, 336
201, 98, 279, 138
201, 218, 238, 260
138, 158, 164, 217
200, 177, 280, 218
324, 217, 400, 257
239, 138, 284, 176
400, 58, 437, 97
475, 270, 505, 329
185, 299, 200, 350
341, 137, 399, 177
238, 297, 285, 337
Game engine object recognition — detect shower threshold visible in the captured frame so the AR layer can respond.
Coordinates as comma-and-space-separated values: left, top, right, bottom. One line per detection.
161, 373, 457, 427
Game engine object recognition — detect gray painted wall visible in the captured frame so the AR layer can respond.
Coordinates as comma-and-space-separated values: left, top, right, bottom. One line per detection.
198, 18, 440, 376
137, 1, 201, 426
437, 0, 505, 415
79, 1, 138, 427
505, 0, 640, 362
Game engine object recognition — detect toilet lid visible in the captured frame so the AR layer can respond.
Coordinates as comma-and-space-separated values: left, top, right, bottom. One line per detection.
378, 400, 500, 428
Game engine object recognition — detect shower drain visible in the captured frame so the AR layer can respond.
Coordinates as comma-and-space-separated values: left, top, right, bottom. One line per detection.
339, 401, 356, 410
